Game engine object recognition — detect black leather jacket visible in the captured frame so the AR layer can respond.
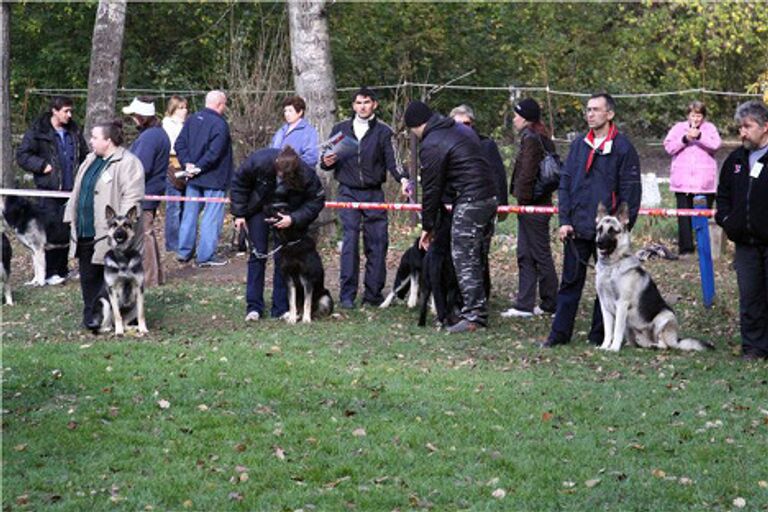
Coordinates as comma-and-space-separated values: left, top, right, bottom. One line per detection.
716, 145, 768, 245
419, 115, 496, 231
230, 148, 325, 231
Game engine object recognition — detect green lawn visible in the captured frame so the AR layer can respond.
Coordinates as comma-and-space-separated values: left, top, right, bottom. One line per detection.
2, 244, 767, 511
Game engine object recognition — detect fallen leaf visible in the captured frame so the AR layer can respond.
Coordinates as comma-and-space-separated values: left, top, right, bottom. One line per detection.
51, 369, 62, 379
678, 477, 693, 485
228, 492, 243, 502
274, 446, 286, 460
234, 443, 247, 452
239, 473, 249, 483
183, 500, 193, 508
67, 421, 78, 430
492, 488, 506, 499
324, 476, 350, 489
14, 443, 28, 452
425, 442, 438, 452
585, 479, 601, 488
157, 399, 171, 410
16, 494, 29, 505
235, 465, 248, 473
352, 428, 366, 437
542, 412, 553, 422
652, 469, 666, 479
733, 497, 746, 508
759, 480, 768, 489
562, 481, 576, 488
197, 404, 209, 412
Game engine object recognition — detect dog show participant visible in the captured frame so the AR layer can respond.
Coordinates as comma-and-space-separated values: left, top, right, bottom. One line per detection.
715, 100, 768, 361
64, 120, 145, 330
540, 92, 641, 349
663, 101, 721, 257
123, 96, 171, 288
16, 96, 88, 285
230, 146, 325, 322
503, 98, 558, 319
271, 95, 320, 167
405, 100, 497, 334
174, 90, 233, 268
320, 87, 411, 309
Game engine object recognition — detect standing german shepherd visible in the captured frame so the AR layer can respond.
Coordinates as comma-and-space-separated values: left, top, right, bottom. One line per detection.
595, 202, 712, 352
264, 203, 333, 324
91, 205, 147, 336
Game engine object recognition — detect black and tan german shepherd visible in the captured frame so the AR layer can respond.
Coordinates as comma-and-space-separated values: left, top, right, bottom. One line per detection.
90, 205, 147, 336
264, 203, 333, 323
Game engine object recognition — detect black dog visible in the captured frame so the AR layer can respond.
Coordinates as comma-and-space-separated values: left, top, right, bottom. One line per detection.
380, 237, 426, 309
1, 195, 69, 286
1, 231, 12, 305
90, 205, 147, 336
264, 203, 333, 323
418, 220, 461, 327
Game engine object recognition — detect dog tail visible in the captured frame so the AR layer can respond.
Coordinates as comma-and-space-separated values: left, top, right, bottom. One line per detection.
315, 290, 334, 318
675, 338, 715, 351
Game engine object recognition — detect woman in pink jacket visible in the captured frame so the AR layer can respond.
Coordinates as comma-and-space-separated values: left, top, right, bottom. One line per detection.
663, 101, 721, 255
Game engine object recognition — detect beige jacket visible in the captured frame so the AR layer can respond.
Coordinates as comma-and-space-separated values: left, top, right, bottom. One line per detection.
64, 147, 145, 264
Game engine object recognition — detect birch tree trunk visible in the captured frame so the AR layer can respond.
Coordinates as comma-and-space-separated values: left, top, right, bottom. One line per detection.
84, 0, 126, 136
0, 1, 13, 187
286, 0, 337, 238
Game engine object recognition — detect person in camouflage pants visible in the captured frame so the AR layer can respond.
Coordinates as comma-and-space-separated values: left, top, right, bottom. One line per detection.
404, 100, 498, 333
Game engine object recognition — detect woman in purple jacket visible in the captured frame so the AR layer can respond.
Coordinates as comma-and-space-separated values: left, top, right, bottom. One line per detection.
271, 96, 319, 167
663, 101, 721, 256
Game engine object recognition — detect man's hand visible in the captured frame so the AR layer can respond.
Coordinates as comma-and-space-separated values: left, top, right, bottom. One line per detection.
43, 164, 53, 174
419, 230, 433, 251
234, 217, 246, 230
558, 224, 574, 242
185, 162, 196, 170
322, 153, 338, 167
270, 212, 293, 230
400, 178, 413, 197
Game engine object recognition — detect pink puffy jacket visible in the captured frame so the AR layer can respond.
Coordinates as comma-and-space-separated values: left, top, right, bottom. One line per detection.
663, 121, 721, 193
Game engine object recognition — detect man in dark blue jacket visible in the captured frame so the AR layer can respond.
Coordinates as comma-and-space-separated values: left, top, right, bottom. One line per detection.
175, 90, 234, 267
541, 92, 641, 348
320, 87, 410, 308
715, 100, 768, 360
16, 96, 88, 285
231, 147, 325, 321
405, 100, 498, 333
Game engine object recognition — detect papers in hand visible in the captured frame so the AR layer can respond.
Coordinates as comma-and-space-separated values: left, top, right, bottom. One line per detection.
320, 132, 359, 161
174, 166, 202, 179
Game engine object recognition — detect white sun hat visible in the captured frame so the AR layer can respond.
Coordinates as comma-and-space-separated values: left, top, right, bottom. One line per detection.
122, 97, 156, 117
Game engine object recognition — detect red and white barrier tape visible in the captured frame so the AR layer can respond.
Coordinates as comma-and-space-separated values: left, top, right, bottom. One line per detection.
1, 188, 715, 217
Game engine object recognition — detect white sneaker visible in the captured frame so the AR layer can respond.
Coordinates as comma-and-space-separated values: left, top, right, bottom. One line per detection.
533, 306, 553, 316
45, 275, 66, 286
500, 307, 534, 318
245, 311, 261, 322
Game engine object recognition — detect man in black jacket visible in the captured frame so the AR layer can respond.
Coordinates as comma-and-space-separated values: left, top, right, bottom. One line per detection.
405, 100, 498, 333
321, 87, 410, 309
715, 100, 768, 360
16, 96, 88, 285
231, 146, 325, 321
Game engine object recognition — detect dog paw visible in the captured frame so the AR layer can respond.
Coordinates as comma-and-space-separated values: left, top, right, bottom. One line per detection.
286, 315, 298, 325
114, 329, 125, 337
301, 317, 312, 324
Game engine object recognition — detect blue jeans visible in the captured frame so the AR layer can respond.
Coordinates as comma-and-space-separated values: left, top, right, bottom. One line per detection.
177, 184, 225, 264
547, 237, 603, 344
164, 184, 183, 252
245, 212, 288, 317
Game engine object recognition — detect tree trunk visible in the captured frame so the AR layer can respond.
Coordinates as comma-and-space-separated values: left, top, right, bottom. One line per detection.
84, 0, 126, 136
286, 0, 337, 239
0, 1, 13, 188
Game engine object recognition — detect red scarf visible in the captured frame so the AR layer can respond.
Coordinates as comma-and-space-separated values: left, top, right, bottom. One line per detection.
584, 122, 618, 173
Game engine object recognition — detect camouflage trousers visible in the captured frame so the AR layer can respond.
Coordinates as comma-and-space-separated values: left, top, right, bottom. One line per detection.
451, 197, 498, 326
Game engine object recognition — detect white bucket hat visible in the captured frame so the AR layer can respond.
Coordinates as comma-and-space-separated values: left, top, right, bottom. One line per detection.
122, 97, 156, 117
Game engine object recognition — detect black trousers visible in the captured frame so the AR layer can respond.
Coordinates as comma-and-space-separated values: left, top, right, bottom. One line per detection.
734, 243, 768, 357
675, 193, 714, 254
39, 197, 69, 278
515, 213, 558, 313
76, 238, 104, 326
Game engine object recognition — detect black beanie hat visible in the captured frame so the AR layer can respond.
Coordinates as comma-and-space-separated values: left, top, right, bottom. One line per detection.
514, 98, 541, 122
404, 100, 433, 128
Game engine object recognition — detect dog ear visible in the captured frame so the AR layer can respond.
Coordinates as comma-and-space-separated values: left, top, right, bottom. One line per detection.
125, 206, 138, 223
105, 205, 117, 222
616, 202, 630, 226
596, 202, 607, 223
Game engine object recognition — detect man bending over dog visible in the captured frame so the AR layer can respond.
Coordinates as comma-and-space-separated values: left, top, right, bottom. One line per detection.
230, 146, 325, 322
405, 100, 498, 334
540, 92, 641, 349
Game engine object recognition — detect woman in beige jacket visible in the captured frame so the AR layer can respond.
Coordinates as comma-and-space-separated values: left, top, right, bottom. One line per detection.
64, 120, 144, 328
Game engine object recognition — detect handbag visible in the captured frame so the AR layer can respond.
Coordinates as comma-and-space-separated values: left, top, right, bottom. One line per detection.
167, 155, 186, 192
532, 135, 561, 201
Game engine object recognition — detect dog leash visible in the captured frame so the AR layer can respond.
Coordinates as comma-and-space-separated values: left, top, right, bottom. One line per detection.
564, 236, 596, 269
240, 224, 302, 260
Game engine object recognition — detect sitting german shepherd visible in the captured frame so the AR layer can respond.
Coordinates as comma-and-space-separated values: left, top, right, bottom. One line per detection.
595, 202, 712, 352
90, 205, 147, 336
264, 203, 333, 324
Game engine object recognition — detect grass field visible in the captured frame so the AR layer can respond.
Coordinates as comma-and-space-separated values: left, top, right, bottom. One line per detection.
3, 215, 767, 511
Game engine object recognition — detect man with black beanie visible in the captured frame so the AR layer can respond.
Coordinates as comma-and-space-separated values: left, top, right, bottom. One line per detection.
321, 87, 411, 309
405, 100, 498, 333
